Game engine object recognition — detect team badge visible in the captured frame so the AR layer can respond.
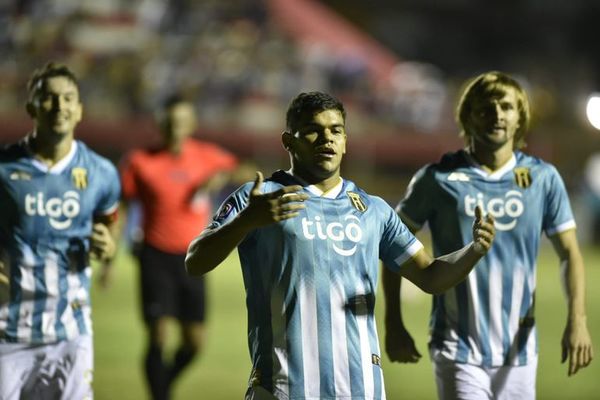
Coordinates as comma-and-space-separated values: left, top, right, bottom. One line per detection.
514, 167, 532, 189
72, 167, 88, 189
347, 191, 367, 212
216, 202, 234, 220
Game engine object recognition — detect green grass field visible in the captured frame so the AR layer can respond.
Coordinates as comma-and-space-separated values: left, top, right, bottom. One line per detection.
92, 242, 600, 399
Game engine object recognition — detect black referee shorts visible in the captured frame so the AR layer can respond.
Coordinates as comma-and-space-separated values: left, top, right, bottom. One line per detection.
138, 243, 206, 323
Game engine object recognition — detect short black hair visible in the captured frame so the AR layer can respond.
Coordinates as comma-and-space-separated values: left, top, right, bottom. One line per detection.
27, 62, 79, 103
160, 92, 192, 111
286, 91, 346, 132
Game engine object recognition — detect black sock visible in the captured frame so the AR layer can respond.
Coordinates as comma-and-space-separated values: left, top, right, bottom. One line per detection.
145, 344, 169, 400
168, 346, 197, 384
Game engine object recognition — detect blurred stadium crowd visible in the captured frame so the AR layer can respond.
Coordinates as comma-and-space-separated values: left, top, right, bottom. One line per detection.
0, 0, 450, 135
2, 0, 600, 241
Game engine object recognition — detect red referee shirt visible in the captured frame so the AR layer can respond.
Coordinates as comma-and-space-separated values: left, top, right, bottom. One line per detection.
120, 138, 238, 253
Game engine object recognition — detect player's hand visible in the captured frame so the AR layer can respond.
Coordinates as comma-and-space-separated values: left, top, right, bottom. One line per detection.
472, 206, 495, 255
561, 316, 594, 376
90, 223, 116, 262
97, 263, 113, 290
240, 171, 309, 228
385, 317, 422, 363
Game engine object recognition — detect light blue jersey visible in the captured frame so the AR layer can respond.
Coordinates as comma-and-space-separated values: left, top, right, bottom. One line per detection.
399, 150, 575, 367
209, 170, 423, 400
0, 139, 120, 344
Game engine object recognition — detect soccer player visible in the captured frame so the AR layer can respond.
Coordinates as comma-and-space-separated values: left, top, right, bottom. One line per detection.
0, 62, 120, 399
119, 94, 238, 400
382, 71, 594, 399
185, 91, 496, 399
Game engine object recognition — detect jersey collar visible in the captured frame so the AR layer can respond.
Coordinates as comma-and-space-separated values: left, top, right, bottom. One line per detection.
285, 169, 344, 199
29, 140, 78, 174
464, 151, 516, 180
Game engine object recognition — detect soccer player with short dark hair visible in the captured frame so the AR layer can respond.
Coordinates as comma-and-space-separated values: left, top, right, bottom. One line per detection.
119, 94, 238, 400
186, 91, 496, 399
383, 71, 594, 399
0, 62, 120, 398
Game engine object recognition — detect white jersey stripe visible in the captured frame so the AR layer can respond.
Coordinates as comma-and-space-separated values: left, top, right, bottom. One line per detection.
330, 276, 350, 397
42, 252, 60, 341
489, 259, 504, 365
508, 265, 525, 362
467, 272, 481, 364
299, 279, 320, 397
356, 280, 374, 399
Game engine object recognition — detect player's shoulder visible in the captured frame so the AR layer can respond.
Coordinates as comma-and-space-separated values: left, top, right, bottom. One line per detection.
187, 138, 230, 155
75, 141, 117, 173
515, 151, 560, 176
0, 140, 28, 163
342, 179, 391, 212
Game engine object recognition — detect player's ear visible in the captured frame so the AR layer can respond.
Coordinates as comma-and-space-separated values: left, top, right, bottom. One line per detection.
281, 131, 293, 152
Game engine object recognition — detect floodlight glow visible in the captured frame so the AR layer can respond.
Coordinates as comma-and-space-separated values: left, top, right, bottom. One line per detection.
586, 94, 600, 130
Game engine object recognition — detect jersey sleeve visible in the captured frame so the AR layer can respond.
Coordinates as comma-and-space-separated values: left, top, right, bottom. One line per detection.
543, 165, 576, 236
118, 151, 139, 201
378, 199, 424, 272
205, 182, 253, 231
95, 158, 121, 217
396, 165, 436, 229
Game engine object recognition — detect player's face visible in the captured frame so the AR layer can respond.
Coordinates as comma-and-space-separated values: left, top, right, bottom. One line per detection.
31, 76, 82, 137
286, 109, 347, 181
162, 102, 197, 144
465, 87, 520, 150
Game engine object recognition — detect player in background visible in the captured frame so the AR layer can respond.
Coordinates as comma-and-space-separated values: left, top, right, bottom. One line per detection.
0, 62, 120, 399
119, 94, 239, 400
185, 91, 496, 400
382, 71, 593, 399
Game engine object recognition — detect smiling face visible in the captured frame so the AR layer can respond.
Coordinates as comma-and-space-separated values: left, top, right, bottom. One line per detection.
464, 87, 521, 150
29, 76, 82, 138
283, 108, 347, 184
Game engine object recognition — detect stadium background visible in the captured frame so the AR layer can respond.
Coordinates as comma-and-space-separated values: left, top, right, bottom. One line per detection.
1, 0, 599, 398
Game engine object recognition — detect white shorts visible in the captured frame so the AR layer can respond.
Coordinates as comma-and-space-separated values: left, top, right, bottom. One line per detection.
0, 335, 94, 400
433, 355, 537, 400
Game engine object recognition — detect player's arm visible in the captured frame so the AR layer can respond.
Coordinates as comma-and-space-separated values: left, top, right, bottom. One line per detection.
382, 212, 422, 363
91, 209, 119, 288
399, 206, 495, 294
549, 229, 594, 376
185, 172, 308, 276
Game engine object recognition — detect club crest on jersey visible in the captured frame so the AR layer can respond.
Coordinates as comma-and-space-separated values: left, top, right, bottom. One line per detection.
347, 191, 367, 212
514, 167, 532, 188
71, 167, 88, 189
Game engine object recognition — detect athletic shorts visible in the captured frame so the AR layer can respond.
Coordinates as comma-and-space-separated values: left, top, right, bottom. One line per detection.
139, 243, 206, 323
0, 335, 93, 400
433, 353, 537, 400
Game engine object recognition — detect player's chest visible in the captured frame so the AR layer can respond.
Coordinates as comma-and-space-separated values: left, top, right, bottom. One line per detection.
280, 199, 374, 255
439, 169, 542, 230
3, 167, 98, 226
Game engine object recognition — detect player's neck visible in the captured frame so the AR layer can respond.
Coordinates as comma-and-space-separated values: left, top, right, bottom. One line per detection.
468, 144, 514, 173
290, 167, 341, 194
28, 129, 74, 167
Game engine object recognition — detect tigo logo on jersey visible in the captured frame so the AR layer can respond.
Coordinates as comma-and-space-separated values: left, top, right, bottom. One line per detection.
301, 215, 363, 256
464, 190, 524, 231
25, 191, 81, 230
